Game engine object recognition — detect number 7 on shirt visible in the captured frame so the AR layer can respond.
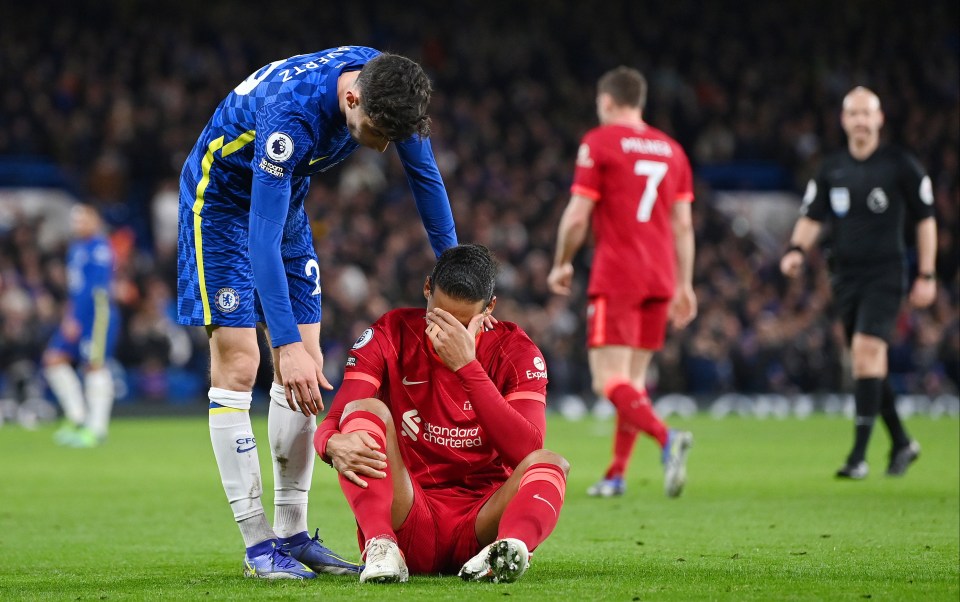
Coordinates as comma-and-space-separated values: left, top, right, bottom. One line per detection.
634, 160, 668, 223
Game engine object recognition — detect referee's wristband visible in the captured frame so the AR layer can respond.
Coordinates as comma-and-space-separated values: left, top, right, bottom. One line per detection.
785, 244, 805, 257
917, 271, 936, 281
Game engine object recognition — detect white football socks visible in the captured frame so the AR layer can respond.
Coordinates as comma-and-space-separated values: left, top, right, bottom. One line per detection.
45, 363, 86, 426
208, 387, 274, 548
268, 382, 315, 538
84, 367, 114, 438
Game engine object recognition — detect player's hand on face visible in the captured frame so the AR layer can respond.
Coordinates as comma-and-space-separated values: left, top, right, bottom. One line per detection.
426, 308, 482, 371
780, 251, 804, 279
547, 263, 574, 295
670, 285, 698, 329
909, 278, 937, 308
278, 342, 331, 416
326, 431, 388, 488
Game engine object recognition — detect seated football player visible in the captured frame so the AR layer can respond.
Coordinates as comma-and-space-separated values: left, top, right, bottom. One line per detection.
314, 244, 569, 583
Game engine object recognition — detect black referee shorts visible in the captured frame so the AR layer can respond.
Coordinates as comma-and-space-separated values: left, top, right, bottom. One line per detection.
831, 264, 906, 344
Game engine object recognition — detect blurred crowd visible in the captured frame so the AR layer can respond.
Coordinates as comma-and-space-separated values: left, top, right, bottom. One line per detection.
0, 0, 957, 408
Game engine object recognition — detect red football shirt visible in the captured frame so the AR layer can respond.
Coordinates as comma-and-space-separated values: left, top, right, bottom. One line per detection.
571, 122, 694, 298
316, 308, 548, 491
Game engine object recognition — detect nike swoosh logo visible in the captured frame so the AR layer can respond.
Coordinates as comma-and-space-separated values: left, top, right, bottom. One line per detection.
236, 444, 256, 453
308, 155, 328, 165
533, 493, 557, 516
402, 377, 428, 385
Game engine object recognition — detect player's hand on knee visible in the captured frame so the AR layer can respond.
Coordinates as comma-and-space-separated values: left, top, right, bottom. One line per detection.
327, 432, 388, 488
279, 342, 324, 416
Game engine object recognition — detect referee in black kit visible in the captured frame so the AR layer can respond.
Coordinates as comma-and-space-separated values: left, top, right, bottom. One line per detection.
781, 86, 937, 480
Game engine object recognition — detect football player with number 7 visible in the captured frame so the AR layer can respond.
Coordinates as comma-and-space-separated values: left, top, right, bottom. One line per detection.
548, 66, 696, 499
177, 46, 457, 579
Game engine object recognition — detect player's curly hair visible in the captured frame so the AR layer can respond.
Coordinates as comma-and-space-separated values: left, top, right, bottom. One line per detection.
429, 244, 499, 305
356, 53, 432, 141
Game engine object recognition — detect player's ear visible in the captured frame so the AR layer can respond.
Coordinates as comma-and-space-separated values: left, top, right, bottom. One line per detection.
423, 277, 432, 302
344, 89, 360, 109
485, 296, 497, 315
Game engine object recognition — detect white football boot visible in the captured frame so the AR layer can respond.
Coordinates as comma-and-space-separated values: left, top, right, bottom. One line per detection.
359, 537, 409, 584
458, 538, 530, 583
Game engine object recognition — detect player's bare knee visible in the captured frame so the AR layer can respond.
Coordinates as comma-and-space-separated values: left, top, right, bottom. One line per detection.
215, 353, 260, 390
519, 449, 570, 476
342, 398, 392, 425
42, 352, 69, 368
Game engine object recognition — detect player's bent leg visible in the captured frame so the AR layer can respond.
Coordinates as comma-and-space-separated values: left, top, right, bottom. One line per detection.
462, 450, 569, 583
331, 399, 413, 583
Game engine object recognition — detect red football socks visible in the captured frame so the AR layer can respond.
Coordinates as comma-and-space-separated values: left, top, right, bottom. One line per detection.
338, 411, 394, 542
497, 463, 566, 551
605, 380, 668, 448
605, 415, 641, 479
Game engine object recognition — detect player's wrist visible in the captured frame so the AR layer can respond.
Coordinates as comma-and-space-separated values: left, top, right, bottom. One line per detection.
785, 244, 805, 257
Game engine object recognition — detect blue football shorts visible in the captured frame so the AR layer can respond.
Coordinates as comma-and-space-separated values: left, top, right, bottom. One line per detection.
47, 311, 120, 366
177, 201, 322, 329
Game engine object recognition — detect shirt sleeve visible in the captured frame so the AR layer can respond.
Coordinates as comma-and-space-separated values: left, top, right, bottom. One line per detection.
454, 332, 549, 467
899, 152, 936, 221
314, 324, 388, 461
249, 104, 315, 347
674, 145, 695, 204
799, 164, 829, 222
455, 361, 546, 468
88, 241, 114, 290
571, 131, 602, 201
394, 136, 458, 257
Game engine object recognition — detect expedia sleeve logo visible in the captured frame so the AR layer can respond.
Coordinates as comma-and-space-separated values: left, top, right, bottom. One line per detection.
526, 356, 547, 380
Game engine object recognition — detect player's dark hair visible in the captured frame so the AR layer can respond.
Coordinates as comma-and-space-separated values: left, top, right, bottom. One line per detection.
429, 244, 498, 305
356, 53, 432, 141
598, 66, 647, 110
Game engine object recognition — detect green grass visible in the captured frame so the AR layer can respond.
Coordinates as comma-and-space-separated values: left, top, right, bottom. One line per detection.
0, 414, 957, 600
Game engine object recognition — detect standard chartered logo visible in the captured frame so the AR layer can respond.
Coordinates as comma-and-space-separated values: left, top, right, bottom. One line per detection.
399, 409, 483, 449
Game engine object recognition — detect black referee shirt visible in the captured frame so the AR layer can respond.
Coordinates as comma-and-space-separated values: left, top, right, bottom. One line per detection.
801, 145, 935, 267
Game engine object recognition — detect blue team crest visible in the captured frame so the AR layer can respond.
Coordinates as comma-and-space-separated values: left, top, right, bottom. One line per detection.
215, 287, 240, 313
829, 187, 850, 217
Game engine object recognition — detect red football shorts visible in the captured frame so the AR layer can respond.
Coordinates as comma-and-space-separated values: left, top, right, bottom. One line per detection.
359, 482, 500, 575
586, 295, 670, 350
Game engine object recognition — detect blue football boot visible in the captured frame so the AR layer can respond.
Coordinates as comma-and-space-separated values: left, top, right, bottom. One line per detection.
662, 430, 693, 498
280, 529, 362, 575
243, 539, 316, 579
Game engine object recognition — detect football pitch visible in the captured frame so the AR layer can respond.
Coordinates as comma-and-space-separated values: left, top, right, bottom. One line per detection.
1, 413, 957, 600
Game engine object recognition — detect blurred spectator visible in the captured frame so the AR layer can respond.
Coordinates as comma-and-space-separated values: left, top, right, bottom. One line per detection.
0, 0, 956, 406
